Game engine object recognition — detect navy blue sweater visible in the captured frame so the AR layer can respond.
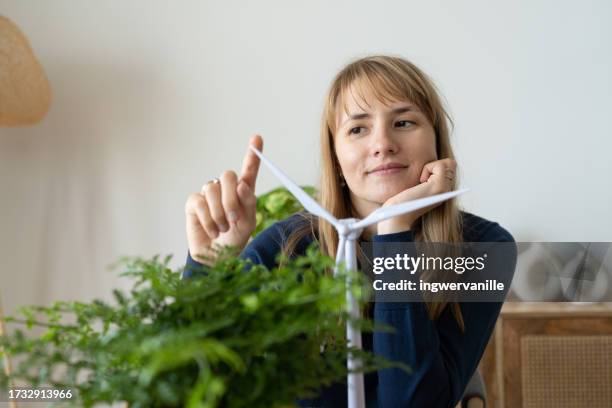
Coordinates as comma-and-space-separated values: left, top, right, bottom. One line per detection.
184, 211, 515, 408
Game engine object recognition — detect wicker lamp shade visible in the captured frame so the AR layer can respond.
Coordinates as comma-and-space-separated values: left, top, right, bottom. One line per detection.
0, 15, 51, 126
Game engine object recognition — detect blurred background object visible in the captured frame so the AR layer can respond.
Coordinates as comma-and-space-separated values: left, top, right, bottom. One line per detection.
479, 302, 612, 407
0, 15, 52, 126
1, 14, 52, 408
511, 243, 612, 302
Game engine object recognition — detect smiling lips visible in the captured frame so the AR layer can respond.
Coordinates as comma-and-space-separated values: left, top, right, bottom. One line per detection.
367, 163, 408, 175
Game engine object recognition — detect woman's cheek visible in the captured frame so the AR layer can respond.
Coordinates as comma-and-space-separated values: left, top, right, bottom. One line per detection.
342, 156, 364, 182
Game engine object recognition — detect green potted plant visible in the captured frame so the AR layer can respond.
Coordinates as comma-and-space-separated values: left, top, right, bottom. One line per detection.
0, 187, 408, 407
254, 185, 318, 235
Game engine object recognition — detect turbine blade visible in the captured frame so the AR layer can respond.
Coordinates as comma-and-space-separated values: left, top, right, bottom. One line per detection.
333, 235, 347, 278
353, 188, 470, 230
250, 146, 341, 228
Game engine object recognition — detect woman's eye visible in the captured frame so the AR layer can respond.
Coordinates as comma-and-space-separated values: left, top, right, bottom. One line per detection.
349, 126, 364, 135
395, 120, 414, 128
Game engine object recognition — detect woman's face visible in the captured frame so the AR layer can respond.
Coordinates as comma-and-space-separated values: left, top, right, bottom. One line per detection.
334, 86, 438, 217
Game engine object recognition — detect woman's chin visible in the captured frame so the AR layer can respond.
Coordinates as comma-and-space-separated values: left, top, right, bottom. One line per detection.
374, 184, 415, 202
369, 192, 402, 205
349, 183, 417, 210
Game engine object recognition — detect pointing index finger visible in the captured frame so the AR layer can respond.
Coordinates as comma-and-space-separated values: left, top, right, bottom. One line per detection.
240, 134, 263, 191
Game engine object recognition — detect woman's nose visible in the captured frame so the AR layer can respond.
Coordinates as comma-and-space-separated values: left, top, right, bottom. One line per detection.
372, 125, 398, 156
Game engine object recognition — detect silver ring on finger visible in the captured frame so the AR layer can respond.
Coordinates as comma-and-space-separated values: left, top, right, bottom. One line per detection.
201, 177, 220, 194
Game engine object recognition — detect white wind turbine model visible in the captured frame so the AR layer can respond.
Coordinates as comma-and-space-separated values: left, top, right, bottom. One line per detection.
250, 146, 469, 408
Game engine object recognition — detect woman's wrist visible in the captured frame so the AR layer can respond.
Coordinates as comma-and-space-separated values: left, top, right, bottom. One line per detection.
376, 217, 414, 235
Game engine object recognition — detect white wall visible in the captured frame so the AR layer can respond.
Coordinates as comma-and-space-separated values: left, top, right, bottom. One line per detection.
1, 0, 611, 312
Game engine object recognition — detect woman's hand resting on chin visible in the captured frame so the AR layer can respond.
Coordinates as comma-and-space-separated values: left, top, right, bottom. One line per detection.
377, 158, 457, 235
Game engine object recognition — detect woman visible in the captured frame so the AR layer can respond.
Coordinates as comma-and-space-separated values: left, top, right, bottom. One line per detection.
184, 55, 515, 407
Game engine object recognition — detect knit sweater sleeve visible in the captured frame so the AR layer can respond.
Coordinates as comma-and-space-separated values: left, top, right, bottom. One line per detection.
372, 218, 516, 408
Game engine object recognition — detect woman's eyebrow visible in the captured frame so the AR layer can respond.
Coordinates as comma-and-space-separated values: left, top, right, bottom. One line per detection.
341, 105, 418, 127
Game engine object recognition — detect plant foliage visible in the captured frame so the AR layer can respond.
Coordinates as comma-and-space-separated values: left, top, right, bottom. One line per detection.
1, 247, 407, 407
254, 186, 318, 236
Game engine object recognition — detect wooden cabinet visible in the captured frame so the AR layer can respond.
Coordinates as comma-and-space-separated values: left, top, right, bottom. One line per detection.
479, 302, 612, 408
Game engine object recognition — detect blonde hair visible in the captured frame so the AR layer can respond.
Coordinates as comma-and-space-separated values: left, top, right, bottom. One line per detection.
283, 55, 464, 329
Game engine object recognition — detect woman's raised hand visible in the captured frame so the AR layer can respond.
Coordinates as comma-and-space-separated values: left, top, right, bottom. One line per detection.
185, 135, 263, 265
377, 158, 457, 235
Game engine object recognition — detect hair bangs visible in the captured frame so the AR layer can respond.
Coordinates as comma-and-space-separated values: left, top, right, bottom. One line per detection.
329, 60, 433, 135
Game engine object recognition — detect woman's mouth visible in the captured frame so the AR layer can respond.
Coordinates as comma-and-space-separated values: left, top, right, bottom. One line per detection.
367, 163, 408, 176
